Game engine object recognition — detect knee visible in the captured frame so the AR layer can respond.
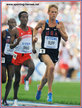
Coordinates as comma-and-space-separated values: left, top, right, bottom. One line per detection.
16, 78, 20, 83
49, 65, 54, 73
29, 64, 35, 73
8, 77, 13, 83
15, 76, 20, 84
14, 78, 20, 88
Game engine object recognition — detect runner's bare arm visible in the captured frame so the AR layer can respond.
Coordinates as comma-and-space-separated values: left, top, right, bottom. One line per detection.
10, 28, 21, 49
31, 27, 37, 53
32, 21, 45, 53
56, 22, 68, 41
33, 20, 45, 37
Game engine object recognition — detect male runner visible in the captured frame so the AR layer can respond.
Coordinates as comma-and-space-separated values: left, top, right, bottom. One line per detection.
2, 18, 16, 105
10, 11, 37, 106
33, 4, 68, 102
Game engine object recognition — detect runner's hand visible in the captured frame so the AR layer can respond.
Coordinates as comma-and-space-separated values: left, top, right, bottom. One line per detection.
32, 49, 37, 54
33, 37, 38, 43
56, 23, 62, 30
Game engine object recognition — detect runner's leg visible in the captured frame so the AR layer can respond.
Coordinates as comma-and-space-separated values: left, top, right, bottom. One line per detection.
41, 54, 55, 93
13, 65, 21, 99
3, 65, 14, 101
23, 59, 35, 81
2, 65, 6, 83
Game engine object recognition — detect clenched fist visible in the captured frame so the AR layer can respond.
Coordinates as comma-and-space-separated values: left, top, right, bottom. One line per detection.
33, 37, 38, 43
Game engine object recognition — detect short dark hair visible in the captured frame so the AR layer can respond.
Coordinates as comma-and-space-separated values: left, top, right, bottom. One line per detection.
18, 11, 28, 19
8, 18, 16, 23
48, 4, 58, 12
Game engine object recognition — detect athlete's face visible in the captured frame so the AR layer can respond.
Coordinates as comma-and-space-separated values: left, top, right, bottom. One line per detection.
20, 13, 28, 25
8, 19, 16, 29
48, 7, 58, 20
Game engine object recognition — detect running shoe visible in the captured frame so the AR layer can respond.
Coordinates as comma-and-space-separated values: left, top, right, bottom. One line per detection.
36, 85, 41, 100
24, 78, 29, 91
12, 99, 18, 106
47, 92, 52, 103
2, 100, 9, 106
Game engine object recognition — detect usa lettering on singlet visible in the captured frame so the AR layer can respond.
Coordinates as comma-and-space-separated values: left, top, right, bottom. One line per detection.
44, 36, 58, 49
14, 35, 32, 53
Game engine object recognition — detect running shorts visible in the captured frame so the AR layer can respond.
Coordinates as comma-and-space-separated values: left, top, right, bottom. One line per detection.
12, 52, 31, 65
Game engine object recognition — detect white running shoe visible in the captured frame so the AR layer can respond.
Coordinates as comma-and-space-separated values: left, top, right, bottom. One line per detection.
12, 99, 18, 106
24, 79, 29, 91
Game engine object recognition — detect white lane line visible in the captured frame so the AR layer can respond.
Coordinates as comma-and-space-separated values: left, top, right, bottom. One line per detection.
2, 100, 80, 106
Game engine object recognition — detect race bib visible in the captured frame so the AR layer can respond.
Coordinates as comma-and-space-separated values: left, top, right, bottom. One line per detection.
2, 57, 5, 63
4, 43, 14, 55
44, 36, 58, 49
39, 48, 45, 54
13, 53, 17, 60
14, 35, 32, 53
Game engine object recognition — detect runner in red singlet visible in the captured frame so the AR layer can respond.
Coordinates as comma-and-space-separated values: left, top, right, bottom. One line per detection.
10, 11, 37, 106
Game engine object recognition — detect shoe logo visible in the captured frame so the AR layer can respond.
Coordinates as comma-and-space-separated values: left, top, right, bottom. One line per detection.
28, 32, 31, 33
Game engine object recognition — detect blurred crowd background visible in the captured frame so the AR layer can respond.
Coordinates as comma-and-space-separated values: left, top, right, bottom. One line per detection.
2, 2, 80, 82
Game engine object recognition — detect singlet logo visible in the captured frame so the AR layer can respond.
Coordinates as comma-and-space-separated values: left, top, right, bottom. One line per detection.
54, 29, 57, 31
28, 32, 31, 33
21, 33, 23, 35
46, 28, 49, 30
